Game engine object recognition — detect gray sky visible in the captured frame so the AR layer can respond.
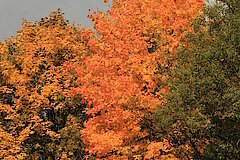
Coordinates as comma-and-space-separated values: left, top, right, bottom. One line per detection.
0, 0, 215, 41
0, 0, 111, 41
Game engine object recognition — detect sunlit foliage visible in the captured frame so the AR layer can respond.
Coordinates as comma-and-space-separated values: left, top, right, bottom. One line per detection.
68, 0, 205, 159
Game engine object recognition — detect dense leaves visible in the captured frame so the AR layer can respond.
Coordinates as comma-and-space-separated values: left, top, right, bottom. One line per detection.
153, 0, 240, 159
0, 10, 90, 159
68, 0, 204, 158
1, 0, 237, 159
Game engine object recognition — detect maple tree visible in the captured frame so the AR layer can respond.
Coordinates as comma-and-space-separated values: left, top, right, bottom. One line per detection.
0, 10, 90, 159
68, 0, 205, 159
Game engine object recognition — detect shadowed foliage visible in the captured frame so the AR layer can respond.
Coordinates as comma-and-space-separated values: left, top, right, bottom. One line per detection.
153, 0, 239, 159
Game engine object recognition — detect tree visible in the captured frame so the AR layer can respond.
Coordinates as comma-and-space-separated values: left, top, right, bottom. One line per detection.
0, 10, 90, 159
153, 0, 239, 159
71, 0, 204, 158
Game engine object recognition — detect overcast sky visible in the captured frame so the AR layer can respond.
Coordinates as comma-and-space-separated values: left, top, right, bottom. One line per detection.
0, 0, 112, 41
0, 0, 215, 41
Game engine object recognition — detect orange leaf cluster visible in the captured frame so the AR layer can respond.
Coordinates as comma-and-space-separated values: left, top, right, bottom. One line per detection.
0, 10, 88, 159
71, 0, 205, 158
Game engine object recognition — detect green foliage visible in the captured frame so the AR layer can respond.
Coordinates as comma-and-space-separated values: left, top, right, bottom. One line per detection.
22, 94, 89, 159
153, 0, 240, 159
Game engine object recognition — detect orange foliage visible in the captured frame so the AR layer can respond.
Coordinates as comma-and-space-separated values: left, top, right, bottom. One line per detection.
0, 0, 205, 158
0, 10, 88, 159
70, 0, 205, 158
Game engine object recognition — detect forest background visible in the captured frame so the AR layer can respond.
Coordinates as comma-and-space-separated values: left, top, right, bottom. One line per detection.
0, 0, 239, 159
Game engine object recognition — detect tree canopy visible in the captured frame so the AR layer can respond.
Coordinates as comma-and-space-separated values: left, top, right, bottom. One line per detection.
0, 9, 90, 159
1, 0, 239, 159
153, 0, 240, 159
